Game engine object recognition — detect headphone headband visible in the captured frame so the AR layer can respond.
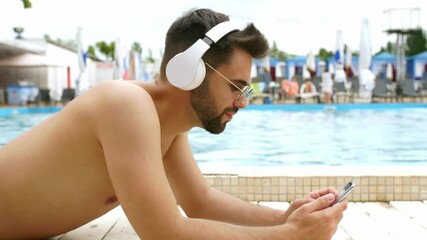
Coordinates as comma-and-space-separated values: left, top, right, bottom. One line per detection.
205, 21, 240, 43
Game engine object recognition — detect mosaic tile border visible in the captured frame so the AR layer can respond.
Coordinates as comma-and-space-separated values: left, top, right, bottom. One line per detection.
204, 174, 427, 202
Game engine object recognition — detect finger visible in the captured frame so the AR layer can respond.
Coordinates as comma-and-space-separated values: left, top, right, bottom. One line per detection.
306, 187, 339, 199
303, 193, 336, 212
326, 199, 348, 217
288, 198, 313, 212
336, 212, 344, 223
333, 199, 349, 211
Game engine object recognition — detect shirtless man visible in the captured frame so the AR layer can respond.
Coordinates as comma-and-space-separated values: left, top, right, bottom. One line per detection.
0, 8, 347, 240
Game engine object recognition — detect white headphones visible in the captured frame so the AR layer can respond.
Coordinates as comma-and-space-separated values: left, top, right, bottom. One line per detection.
166, 21, 240, 90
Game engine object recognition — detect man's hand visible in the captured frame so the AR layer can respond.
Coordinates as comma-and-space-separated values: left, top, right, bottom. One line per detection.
283, 187, 340, 222
285, 193, 348, 240
283, 198, 313, 223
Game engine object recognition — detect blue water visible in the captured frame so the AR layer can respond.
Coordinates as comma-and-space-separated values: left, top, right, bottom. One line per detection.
0, 112, 53, 146
1, 105, 427, 167
189, 106, 427, 167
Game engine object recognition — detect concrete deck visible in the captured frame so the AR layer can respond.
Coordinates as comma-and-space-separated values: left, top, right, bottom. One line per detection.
50, 201, 427, 240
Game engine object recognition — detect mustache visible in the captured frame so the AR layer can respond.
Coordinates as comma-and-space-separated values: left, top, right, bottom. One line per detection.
223, 106, 239, 115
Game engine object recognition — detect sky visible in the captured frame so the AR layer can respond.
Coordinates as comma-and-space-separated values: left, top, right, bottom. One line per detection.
0, 0, 426, 59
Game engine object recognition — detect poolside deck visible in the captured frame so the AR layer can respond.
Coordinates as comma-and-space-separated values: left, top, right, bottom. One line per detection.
50, 201, 427, 240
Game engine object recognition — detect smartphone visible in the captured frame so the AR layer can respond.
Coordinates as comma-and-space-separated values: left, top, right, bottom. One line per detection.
330, 181, 355, 206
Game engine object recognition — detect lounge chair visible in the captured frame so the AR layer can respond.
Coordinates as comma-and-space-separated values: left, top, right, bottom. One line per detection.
333, 82, 352, 103
61, 88, 76, 105
349, 78, 360, 102
36, 89, 51, 106
421, 80, 427, 98
297, 80, 320, 104
397, 80, 423, 102
0, 89, 5, 105
371, 80, 395, 103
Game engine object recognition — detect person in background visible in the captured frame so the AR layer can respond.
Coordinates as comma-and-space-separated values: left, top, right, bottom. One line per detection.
321, 68, 334, 103
279, 76, 299, 100
298, 78, 320, 103
0, 8, 347, 240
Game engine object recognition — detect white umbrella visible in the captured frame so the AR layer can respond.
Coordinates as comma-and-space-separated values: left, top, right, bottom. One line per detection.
275, 62, 285, 78
334, 30, 347, 83
263, 55, 270, 71
307, 51, 315, 71
328, 62, 334, 74
302, 65, 311, 80
251, 63, 257, 78
288, 63, 295, 80
114, 38, 125, 80
76, 28, 86, 73
345, 46, 352, 69
358, 18, 375, 98
414, 62, 424, 78
386, 63, 393, 80
334, 30, 344, 67
75, 28, 88, 95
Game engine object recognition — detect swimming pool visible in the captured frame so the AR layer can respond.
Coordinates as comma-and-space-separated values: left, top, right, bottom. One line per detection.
1, 104, 427, 168
189, 104, 427, 168
0, 107, 59, 146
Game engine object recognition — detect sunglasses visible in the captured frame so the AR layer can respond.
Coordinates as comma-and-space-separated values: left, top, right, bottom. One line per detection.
204, 62, 253, 101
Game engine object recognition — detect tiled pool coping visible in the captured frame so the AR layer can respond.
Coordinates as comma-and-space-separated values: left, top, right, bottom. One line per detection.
202, 166, 427, 202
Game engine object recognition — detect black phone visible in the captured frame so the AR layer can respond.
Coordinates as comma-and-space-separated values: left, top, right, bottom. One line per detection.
330, 181, 355, 206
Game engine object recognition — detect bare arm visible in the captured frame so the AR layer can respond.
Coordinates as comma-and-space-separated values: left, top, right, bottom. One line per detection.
90, 81, 287, 239
163, 133, 287, 226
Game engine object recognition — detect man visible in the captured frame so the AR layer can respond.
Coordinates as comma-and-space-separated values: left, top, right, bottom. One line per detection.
0, 8, 347, 239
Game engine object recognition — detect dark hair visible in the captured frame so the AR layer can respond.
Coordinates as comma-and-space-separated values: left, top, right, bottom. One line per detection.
159, 8, 269, 80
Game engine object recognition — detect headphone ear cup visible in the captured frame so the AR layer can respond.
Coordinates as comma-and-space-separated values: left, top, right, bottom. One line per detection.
183, 59, 206, 90
166, 39, 210, 90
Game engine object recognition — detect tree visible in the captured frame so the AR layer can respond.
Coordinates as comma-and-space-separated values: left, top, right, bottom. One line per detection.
21, 0, 31, 8
96, 41, 115, 61
87, 45, 97, 58
406, 29, 427, 56
131, 42, 143, 54
147, 48, 155, 63
317, 48, 333, 60
376, 41, 395, 55
269, 41, 287, 60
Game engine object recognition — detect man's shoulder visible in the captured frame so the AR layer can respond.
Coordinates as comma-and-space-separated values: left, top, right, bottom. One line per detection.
90, 80, 153, 106
70, 81, 156, 122
74, 81, 160, 134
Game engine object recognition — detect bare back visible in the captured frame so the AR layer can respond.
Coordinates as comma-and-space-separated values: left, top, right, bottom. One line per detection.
0, 81, 157, 239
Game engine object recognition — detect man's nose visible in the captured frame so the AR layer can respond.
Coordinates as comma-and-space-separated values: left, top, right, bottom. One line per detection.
234, 96, 247, 109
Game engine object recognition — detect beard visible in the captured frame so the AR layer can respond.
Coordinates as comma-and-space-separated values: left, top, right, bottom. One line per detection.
190, 79, 238, 134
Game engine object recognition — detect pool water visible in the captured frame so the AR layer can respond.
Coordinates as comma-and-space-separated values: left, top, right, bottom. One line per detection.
0, 113, 52, 146
189, 108, 427, 167
1, 106, 427, 167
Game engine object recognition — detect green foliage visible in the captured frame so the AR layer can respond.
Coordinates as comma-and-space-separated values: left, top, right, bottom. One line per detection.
376, 41, 395, 55
406, 29, 427, 56
21, 0, 31, 8
317, 48, 333, 60
96, 41, 115, 61
147, 48, 155, 63
269, 41, 287, 60
87, 45, 96, 58
131, 42, 143, 54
